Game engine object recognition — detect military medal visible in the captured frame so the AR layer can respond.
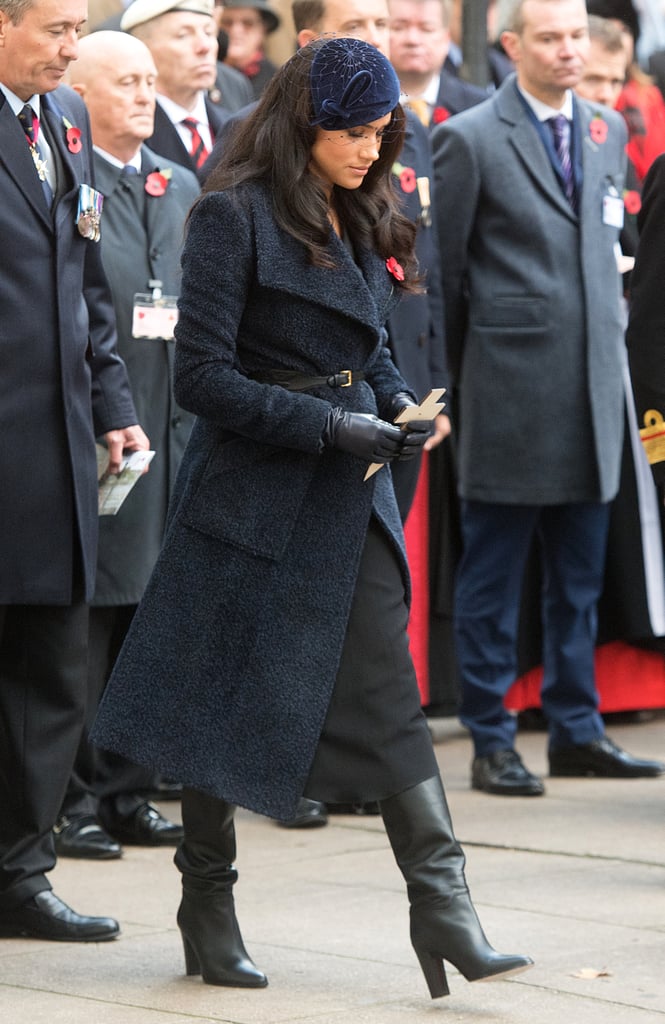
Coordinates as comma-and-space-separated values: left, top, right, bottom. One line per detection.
76, 183, 104, 241
29, 148, 49, 182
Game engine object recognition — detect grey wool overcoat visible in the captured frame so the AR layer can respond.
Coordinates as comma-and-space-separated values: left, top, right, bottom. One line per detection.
432, 76, 627, 506
92, 182, 413, 820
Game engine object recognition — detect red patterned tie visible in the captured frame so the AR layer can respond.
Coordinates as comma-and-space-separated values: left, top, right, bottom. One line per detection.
182, 117, 210, 169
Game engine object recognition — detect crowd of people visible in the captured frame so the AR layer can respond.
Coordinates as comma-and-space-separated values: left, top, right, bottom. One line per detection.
0, 0, 663, 1005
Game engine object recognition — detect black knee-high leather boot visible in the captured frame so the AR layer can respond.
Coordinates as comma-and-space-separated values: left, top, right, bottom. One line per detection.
174, 788, 267, 988
379, 775, 533, 999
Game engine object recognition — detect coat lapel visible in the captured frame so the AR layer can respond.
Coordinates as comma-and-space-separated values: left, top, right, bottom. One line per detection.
0, 94, 53, 230
252, 187, 391, 334
496, 78, 577, 222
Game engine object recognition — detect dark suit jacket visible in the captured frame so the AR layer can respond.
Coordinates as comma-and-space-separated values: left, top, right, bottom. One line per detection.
429, 67, 487, 126
0, 85, 137, 605
145, 96, 230, 175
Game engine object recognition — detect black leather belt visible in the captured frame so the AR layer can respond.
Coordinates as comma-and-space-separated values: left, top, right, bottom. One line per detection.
254, 369, 365, 392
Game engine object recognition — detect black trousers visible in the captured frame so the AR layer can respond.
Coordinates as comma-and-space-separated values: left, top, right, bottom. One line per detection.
62, 605, 157, 819
0, 602, 88, 910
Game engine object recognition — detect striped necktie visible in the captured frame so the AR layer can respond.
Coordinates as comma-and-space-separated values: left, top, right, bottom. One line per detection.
548, 114, 576, 212
182, 117, 210, 169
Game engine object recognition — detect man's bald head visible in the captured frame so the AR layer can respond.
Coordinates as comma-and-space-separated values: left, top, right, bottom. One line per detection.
65, 31, 158, 163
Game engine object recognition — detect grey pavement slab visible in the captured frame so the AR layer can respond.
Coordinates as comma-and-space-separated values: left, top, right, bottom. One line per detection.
1, 716, 663, 1023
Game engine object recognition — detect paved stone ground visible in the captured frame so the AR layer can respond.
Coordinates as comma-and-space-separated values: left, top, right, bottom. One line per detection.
1, 714, 663, 1023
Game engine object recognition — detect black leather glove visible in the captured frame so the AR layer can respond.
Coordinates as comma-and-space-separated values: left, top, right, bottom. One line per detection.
321, 408, 405, 463
397, 420, 432, 460
383, 392, 433, 462
382, 391, 418, 423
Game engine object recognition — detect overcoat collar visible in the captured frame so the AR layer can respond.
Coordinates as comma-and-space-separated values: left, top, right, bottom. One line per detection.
251, 184, 397, 336
93, 145, 183, 281
494, 75, 610, 224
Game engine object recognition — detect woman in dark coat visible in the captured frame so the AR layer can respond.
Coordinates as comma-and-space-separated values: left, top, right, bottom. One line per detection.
92, 37, 532, 1000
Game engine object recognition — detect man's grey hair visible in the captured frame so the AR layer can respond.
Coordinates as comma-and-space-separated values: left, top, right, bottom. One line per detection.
496, 0, 581, 36
0, 0, 35, 24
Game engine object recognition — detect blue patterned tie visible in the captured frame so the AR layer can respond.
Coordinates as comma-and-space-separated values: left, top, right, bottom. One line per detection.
548, 114, 576, 212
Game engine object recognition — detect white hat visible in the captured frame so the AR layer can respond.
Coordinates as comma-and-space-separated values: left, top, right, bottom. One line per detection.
121, 0, 214, 32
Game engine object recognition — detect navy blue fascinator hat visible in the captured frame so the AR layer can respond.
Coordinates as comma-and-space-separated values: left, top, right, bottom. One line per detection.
310, 37, 401, 131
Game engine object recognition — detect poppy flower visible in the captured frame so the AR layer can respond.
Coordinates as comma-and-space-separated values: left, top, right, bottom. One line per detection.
432, 106, 450, 125
392, 160, 417, 193
62, 117, 82, 153
623, 189, 641, 215
386, 256, 405, 281
589, 115, 608, 144
145, 168, 172, 196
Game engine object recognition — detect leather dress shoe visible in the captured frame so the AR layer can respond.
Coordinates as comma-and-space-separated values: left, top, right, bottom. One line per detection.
0, 890, 119, 942
101, 801, 184, 846
549, 736, 665, 778
54, 814, 122, 860
472, 749, 545, 796
276, 797, 328, 828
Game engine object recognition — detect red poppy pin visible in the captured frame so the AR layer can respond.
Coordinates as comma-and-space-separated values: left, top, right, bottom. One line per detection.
144, 168, 172, 196
432, 106, 450, 125
392, 161, 417, 194
386, 256, 405, 281
589, 114, 608, 145
623, 189, 641, 215
62, 116, 82, 154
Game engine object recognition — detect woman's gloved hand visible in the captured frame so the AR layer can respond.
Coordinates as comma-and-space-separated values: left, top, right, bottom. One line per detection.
383, 392, 434, 462
397, 419, 433, 460
321, 407, 405, 462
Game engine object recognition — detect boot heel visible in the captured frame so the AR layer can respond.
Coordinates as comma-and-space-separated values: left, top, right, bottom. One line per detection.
182, 934, 201, 976
414, 947, 450, 999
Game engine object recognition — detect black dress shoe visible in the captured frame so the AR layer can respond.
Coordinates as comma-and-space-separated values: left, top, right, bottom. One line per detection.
472, 750, 545, 796
54, 814, 122, 860
100, 801, 184, 846
549, 736, 665, 778
276, 797, 328, 829
0, 890, 119, 942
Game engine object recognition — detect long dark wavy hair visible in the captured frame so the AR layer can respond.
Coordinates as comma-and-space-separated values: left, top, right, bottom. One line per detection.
202, 38, 421, 293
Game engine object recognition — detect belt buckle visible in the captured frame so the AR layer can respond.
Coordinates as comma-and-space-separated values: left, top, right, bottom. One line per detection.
339, 369, 353, 387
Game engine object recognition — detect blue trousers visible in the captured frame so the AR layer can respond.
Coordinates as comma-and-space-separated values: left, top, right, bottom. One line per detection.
454, 500, 610, 757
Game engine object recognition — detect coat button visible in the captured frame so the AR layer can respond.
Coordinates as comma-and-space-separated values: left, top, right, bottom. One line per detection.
417, 332, 427, 348
171, 414, 182, 428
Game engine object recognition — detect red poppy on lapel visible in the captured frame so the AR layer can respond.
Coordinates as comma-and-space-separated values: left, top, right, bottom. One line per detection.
623, 189, 641, 215
386, 256, 405, 281
145, 168, 172, 196
432, 106, 450, 125
589, 115, 608, 144
62, 117, 82, 153
392, 161, 416, 193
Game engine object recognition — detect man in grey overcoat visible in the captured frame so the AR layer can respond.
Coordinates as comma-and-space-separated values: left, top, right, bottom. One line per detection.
432, 0, 665, 795
54, 31, 199, 857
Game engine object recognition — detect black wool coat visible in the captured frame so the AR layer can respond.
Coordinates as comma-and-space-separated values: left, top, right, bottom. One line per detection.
92, 182, 412, 819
